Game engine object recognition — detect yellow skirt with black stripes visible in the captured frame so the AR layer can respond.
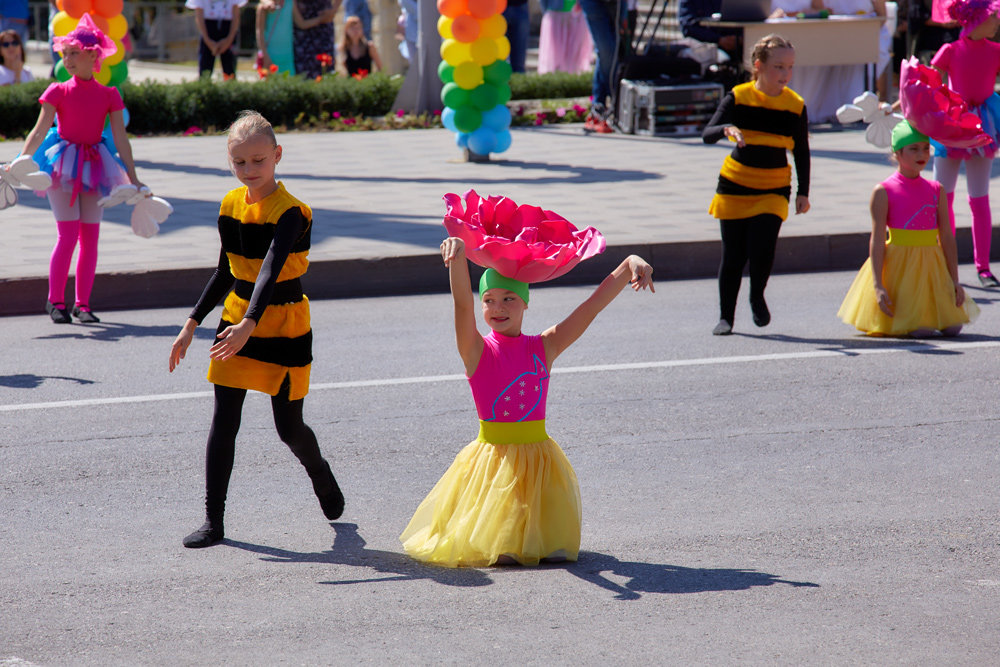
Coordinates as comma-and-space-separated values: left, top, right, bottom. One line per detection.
838, 228, 979, 336
400, 420, 582, 567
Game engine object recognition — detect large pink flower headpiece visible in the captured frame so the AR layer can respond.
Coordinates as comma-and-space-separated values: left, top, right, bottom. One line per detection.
442, 189, 606, 283
53, 13, 117, 72
899, 57, 991, 149
946, 0, 1000, 33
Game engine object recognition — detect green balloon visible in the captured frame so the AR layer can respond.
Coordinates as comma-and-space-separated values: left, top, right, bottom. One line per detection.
453, 105, 482, 133
469, 83, 498, 111
483, 60, 512, 86
108, 60, 129, 87
438, 61, 454, 84
496, 83, 512, 105
54, 60, 70, 82
441, 82, 470, 109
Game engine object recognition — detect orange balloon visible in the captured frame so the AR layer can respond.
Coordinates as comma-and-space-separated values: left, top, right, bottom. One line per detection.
56, 0, 65, 11
92, 14, 110, 35
436, 0, 469, 19
467, 0, 496, 19
496, 0, 507, 12
62, 0, 93, 19
451, 14, 480, 43
92, 0, 123, 18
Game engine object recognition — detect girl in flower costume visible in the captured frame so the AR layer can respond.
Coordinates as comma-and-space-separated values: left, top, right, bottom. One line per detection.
12, 13, 143, 323
928, 0, 1000, 286
400, 191, 654, 567
838, 120, 979, 336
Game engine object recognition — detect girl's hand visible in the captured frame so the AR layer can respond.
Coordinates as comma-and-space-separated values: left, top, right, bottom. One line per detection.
440, 237, 465, 266
795, 195, 810, 214
955, 283, 966, 307
209, 318, 256, 361
204, 38, 219, 53
217, 36, 234, 53
874, 285, 894, 316
724, 125, 745, 147
169, 319, 198, 372
627, 255, 655, 292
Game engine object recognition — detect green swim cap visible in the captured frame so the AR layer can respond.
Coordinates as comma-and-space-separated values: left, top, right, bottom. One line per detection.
479, 268, 529, 304
891, 120, 929, 152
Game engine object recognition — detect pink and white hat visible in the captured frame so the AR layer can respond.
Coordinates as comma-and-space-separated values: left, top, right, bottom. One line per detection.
946, 0, 1000, 35
53, 13, 117, 72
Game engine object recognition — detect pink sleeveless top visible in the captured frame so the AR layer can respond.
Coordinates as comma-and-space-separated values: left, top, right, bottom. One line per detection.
881, 171, 941, 231
468, 331, 549, 422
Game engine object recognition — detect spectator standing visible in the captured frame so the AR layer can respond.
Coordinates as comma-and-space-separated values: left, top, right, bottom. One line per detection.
538, 0, 593, 74
256, 0, 295, 74
294, 0, 341, 78
187, 0, 248, 79
579, 0, 628, 131
0, 28, 33, 84
503, 0, 530, 73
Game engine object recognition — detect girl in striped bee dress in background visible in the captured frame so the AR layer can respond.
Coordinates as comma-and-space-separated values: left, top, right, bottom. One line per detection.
169, 110, 344, 548
702, 34, 811, 336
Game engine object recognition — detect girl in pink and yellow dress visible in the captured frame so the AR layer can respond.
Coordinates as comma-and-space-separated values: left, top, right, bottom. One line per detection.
400, 227, 654, 567
838, 120, 979, 336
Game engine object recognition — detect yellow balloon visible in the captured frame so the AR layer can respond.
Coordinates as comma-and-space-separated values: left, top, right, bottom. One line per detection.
453, 60, 483, 90
470, 36, 498, 66
495, 36, 511, 61
480, 14, 506, 40
440, 38, 472, 67
107, 14, 128, 41
52, 11, 78, 37
103, 40, 124, 66
95, 61, 111, 85
437, 15, 454, 40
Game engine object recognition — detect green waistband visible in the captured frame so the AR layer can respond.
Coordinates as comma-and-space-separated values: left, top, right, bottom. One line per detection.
477, 420, 548, 444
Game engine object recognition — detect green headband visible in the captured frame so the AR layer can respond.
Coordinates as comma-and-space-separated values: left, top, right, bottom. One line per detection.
891, 120, 929, 152
479, 268, 529, 304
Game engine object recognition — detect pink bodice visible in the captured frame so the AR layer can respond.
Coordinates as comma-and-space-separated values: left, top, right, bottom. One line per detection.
468, 331, 549, 422
931, 36, 1000, 107
39, 76, 124, 146
881, 171, 940, 231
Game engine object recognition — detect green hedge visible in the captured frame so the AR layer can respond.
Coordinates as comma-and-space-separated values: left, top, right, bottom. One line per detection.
0, 70, 592, 139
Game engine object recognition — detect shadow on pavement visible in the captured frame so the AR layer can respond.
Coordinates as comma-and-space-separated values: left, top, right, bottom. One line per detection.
33, 321, 217, 343
134, 158, 662, 187
740, 332, 1000, 352
567, 551, 819, 601
227, 522, 493, 588
0, 373, 95, 389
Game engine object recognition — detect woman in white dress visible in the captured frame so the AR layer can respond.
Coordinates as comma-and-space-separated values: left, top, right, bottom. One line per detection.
0, 29, 35, 85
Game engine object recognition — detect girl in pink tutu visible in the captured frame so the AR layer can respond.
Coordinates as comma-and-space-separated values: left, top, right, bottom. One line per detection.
537, 0, 593, 75
12, 13, 144, 323
929, 0, 1000, 286
400, 194, 653, 567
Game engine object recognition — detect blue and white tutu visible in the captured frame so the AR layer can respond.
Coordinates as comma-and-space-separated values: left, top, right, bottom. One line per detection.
31, 125, 129, 201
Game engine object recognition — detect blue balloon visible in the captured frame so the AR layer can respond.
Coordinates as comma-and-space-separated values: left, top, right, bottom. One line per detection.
455, 132, 469, 149
442, 107, 457, 132
481, 104, 511, 132
468, 126, 496, 155
493, 129, 512, 154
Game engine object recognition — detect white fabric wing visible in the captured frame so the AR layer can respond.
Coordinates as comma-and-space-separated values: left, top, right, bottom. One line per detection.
130, 196, 172, 238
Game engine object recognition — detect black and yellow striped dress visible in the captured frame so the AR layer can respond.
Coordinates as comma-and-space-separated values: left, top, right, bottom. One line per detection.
197, 182, 313, 401
704, 82, 810, 221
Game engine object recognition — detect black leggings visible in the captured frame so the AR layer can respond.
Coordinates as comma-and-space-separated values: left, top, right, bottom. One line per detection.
718, 214, 783, 323
202, 376, 325, 518
198, 19, 236, 76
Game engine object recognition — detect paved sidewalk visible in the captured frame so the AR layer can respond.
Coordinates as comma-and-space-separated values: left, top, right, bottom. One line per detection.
1, 123, 996, 316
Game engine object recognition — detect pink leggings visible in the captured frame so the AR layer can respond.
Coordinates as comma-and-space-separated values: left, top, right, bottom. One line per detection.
47, 190, 102, 308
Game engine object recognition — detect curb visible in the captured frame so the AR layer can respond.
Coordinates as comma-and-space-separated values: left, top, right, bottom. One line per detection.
0, 229, 985, 317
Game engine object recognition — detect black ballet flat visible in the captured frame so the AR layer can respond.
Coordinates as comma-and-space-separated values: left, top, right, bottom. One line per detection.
72, 306, 100, 323
45, 300, 71, 324
712, 319, 733, 336
182, 521, 224, 548
978, 271, 1000, 288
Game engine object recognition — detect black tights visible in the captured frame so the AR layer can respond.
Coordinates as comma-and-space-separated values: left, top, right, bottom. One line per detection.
718, 214, 783, 324
202, 376, 325, 519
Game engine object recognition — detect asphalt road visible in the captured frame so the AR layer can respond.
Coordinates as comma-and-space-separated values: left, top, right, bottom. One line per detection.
2, 269, 999, 665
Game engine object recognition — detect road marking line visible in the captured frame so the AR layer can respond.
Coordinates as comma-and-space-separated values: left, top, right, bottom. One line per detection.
3, 339, 999, 413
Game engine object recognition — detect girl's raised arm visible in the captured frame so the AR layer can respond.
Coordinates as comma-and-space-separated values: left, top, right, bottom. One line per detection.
542, 255, 654, 366
441, 237, 483, 375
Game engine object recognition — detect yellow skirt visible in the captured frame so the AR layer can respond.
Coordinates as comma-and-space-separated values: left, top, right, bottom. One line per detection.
400, 420, 582, 567
838, 229, 979, 336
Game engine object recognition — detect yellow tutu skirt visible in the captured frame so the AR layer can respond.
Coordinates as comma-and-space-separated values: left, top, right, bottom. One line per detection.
400, 420, 582, 567
838, 229, 980, 336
